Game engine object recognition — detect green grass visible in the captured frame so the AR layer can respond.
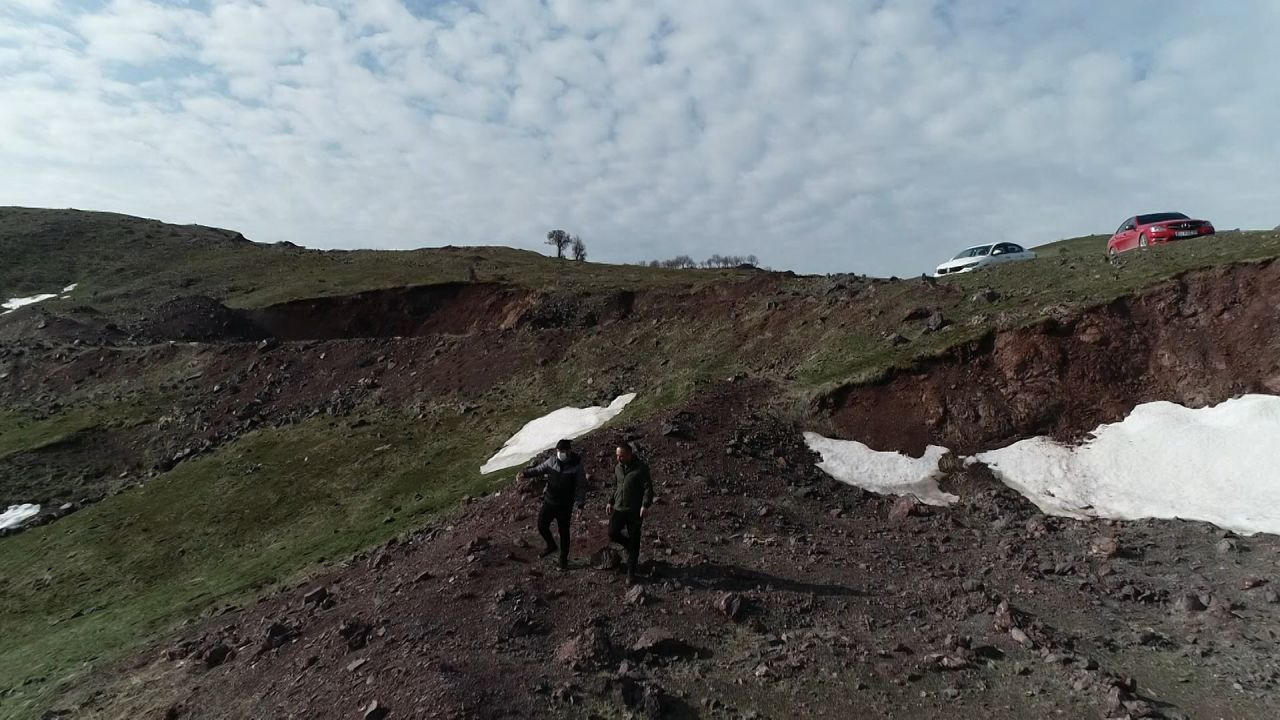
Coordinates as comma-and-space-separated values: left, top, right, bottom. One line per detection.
0, 410, 105, 462
0, 410, 513, 718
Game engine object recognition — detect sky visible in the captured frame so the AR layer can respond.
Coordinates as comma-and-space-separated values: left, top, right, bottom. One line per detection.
2, 1, 1278, 276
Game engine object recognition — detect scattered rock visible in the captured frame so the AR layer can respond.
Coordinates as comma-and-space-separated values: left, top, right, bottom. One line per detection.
1216, 538, 1239, 554
362, 700, 388, 720
901, 307, 931, 322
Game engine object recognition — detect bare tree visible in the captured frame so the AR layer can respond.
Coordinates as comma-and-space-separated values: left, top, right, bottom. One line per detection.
546, 229, 571, 259
570, 234, 587, 261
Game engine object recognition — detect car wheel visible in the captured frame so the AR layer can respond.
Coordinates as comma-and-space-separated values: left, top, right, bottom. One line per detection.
1139, 233, 1149, 249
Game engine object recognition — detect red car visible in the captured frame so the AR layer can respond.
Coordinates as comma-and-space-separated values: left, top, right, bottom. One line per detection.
1107, 212, 1215, 255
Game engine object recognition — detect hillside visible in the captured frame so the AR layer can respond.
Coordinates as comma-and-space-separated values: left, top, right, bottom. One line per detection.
2, 210, 1280, 719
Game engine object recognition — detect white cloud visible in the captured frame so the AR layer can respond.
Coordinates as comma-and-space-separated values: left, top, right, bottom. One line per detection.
1, 0, 1278, 275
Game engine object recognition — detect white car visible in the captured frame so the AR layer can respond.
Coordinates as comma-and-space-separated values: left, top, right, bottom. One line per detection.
934, 242, 1036, 276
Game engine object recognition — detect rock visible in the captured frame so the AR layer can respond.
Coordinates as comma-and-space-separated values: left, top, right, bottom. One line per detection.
888, 496, 919, 525
620, 678, 668, 719
1263, 589, 1280, 604
624, 585, 650, 606
555, 626, 615, 670
993, 601, 1014, 632
362, 700, 388, 720
302, 586, 330, 607
339, 621, 372, 651
260, 622, 296, 652
1009, 627, 1032, 647
1241, 577, 1267, 590
347, 658, 368, 673
971, 288, 1000, 303
902, 307, 931, 322
1216, 538, 1238, 554
1088, 536, 1119, 558
883, 332, 909, 346
714, 592, 745, 621
1175, 593, 1207, 613
591, 547, 623, 571
203, 642, 233, 669
630, 627, 698, 659
924, 312, 949, 332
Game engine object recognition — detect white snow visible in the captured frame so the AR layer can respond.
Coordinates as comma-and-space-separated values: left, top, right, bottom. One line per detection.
62, 283, 78, 293
977, 394, 1280, 535
803, 432, 958, 506
2, 293, 58, 314
480, 393, 637, 474
0, 503, 41, 531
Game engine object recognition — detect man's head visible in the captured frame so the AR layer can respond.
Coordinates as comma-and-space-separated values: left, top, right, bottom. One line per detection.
615, 441, 634, 464
555, 439, 572, 461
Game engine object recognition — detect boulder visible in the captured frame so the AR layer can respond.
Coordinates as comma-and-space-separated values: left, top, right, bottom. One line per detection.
714, 592, 744, 621
888, 496, 919, 525
592, 547, 623, 571
629, 627, 698, 659
555, 626, 615, 670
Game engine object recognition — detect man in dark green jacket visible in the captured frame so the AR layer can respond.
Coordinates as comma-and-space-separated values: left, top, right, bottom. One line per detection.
607, 441, 654, 584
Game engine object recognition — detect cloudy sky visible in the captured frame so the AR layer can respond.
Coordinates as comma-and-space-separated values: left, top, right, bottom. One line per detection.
2, 1, 1278, 275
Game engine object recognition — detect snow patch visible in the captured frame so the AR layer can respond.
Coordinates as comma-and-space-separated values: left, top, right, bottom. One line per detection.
2, 293, 58, 314
977, 394, 1280, 536
0, 504, 41, 531
803, 432, 957, 506
62, 283, 78, 293
480, 393, 637, 474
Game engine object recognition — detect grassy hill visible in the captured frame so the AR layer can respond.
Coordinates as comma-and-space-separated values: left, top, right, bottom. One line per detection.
2, 209, 1280, 718
0, 207, 740, 313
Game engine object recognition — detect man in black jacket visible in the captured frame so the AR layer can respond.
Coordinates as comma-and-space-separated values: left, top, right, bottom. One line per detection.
518, 439, 586, 570
607, 441, 654, 584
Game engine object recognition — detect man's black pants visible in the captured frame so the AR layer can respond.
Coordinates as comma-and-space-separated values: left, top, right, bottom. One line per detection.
608, 509, 643, 577
538, 502, 572, 563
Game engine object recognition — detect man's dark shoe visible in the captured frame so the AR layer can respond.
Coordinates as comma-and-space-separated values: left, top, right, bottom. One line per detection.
558, 555, 569, 570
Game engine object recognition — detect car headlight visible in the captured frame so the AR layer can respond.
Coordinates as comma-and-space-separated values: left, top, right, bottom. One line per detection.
1150, 225, 1164, 232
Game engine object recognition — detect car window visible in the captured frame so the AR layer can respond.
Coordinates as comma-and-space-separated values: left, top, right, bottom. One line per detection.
952, 245, 992, 259
1137, 212, 1189, 224
1003, 243, 1024, 254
